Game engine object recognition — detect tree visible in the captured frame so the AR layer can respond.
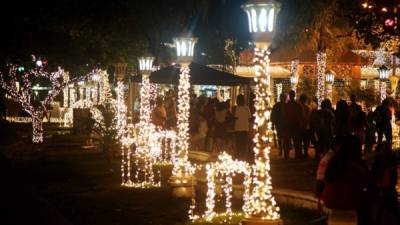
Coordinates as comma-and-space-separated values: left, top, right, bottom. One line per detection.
350, 0, 399, 50
275, 0, 362, 107
297, 76, 317, 101
0, 60, 84, 143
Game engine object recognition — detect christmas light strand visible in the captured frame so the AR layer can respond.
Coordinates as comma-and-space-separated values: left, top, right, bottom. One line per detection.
189, 153, 251, 223
245, 47, 280, 220
0, 64, 85, 143
316, 52, 327, 108
172, 66, 194, 180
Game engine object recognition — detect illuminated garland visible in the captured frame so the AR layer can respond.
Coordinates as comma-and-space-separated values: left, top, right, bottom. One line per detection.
172, 66, 193, 180
245, 47, 280, 220
189, 153, 251, 223
380, 80, 387, 102
0, 64, 84, 143
316, 52, 327, 108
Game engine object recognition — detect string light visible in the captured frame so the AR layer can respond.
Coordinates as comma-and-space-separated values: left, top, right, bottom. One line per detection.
0, 62, 84, 143
189, 152, 251, 223
316, 52, 327, 108
244, 47, 280, 220
171, 66, 194, 183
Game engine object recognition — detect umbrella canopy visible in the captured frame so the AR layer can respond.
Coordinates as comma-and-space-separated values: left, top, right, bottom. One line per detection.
131, 62, 253, 86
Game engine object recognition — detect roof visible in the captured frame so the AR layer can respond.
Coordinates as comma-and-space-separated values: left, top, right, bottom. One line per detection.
131, 62, 253, 86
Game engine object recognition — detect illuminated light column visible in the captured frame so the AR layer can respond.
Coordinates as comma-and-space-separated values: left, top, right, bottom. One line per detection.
242, 0, 282, 224
290, 73, 298, 91
290, 59, 299, 91
63, 72, 70, 107
276, 84, 282, 101
169, 35, 198, 198
317, 52, 327, 108
126, 56, 160, 188
325, 70, 335, 101
389, 74, 399, 98
378, 65, 390, 102
114, 63, 132, 186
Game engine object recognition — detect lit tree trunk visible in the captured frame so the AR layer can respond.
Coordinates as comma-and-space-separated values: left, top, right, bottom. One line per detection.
32, 112, 44, 143
316, 51, 327, 108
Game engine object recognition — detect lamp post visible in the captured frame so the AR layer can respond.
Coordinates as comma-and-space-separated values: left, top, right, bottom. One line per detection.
378, 65, 390, 102
325, 70, 335, 101
169, 34, 198, 198
242, 0, 282, 224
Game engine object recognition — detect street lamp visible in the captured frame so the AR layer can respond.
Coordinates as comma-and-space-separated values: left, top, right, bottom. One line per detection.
242, 0, 282, 224
325, 70, 335, 101
378, 65, 390, 102
169, 34, 198, 198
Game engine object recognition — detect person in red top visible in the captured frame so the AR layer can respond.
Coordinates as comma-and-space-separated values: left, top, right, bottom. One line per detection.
282, 90, 303, 159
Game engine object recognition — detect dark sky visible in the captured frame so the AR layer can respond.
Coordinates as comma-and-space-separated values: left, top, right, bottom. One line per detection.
0, 0, 251, 72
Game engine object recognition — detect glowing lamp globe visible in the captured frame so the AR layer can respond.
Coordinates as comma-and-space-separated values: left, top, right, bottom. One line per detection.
174, 36, 198, 64
242, 0, 281, 47
378, 65, 390, 80
325, 70, 335, 83
138, 56, 154, 74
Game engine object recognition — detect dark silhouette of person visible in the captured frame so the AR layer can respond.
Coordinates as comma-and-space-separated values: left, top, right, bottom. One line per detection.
375, 98, 392, 144
271, 93, 287, 156
299, 94, 311, 158
322, 135, 370, 225
335, 99, 351, 136
313, 99, 335, 159
370, 142, 399, 224
282, 90, 303, 159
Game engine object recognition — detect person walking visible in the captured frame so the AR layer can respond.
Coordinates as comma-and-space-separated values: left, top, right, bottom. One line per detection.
282, 90, 303, 159
233, 94, 251, 161
271, 93, 287, 156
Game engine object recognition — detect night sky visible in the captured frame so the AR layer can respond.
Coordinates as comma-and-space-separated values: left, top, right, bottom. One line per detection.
0, 0, 251, 73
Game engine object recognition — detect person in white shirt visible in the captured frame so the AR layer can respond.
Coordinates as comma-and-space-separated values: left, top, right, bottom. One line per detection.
233, 94, 251, 160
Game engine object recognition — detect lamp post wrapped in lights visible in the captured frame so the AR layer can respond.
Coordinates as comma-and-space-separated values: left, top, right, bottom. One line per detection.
242, 0, 282, 224
378, 65, 390, 102
325, 70, 335, 101
169, 34, 198, 198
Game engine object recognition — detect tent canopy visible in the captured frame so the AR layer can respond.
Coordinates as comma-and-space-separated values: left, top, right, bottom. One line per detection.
131, 62, 253, 86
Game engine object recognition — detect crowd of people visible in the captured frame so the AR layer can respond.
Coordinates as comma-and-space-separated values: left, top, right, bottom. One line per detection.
271, 91, 397, 160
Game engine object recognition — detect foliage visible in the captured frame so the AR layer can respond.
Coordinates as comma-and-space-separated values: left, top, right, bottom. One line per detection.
296, 76, 317, 101
90, 103, 119, 164
274, 0, 364, 57
349, 0, 399, 51
345, 82, 380, 107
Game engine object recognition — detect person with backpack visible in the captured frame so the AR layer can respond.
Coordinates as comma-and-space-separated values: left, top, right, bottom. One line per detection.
370, 142, 399, 224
